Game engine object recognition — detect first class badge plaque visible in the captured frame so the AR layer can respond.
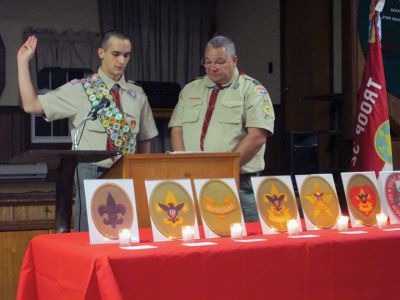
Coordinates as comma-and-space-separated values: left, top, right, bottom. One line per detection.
300, 176, 340, 229
256, 177, 298, 232
91, 183, 134, 239
347, 174, 381, 226
199, 179, 242, 236
149, 181, 195, 239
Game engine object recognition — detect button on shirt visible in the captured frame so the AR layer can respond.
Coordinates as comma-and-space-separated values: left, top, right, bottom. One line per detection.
168, 68, 275, 174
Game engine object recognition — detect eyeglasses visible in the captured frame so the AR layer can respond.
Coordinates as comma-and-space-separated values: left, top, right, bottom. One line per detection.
202, 59, 228, 70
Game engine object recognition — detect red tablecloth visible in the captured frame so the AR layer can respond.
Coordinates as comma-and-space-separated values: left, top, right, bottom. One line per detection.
17, 223, 400, 300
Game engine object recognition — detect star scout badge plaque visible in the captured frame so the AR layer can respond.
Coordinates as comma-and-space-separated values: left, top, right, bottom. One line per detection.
379, 171, 400, 224
84, 179, 139, 244
296, 174, 340, 230
251, 176, 301, 234
145, 179, 199, 242
194, 178, 246, 238
341, 172, 382, 227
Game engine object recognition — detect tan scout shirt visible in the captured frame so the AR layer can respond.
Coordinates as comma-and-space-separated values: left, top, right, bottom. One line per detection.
39, 68, 158, 167
169, 68, 274, 174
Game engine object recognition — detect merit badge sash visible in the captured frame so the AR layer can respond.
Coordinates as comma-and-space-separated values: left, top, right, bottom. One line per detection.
81, 74, 135, 154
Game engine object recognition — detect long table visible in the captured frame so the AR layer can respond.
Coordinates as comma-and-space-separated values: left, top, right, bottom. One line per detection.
17, 223, 400, 300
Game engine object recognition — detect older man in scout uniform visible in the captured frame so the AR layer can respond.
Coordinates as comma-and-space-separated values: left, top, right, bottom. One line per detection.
169, 35, 274, 222
17, 30, 158, 231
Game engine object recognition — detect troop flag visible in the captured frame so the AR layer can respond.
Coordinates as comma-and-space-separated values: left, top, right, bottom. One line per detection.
351, 0, 392, 173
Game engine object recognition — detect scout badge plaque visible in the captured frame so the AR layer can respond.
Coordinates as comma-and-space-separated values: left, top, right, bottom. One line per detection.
252, 176, 300, 234
84, 179, 139, 244
379, 171, 400, 224
341, 172, 382, 227
296, 174, 340, 230
145, 179, 199, 241
194, 178, 246, 238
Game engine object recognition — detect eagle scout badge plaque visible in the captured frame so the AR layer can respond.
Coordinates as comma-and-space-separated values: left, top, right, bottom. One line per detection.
145, 179, 199, 242
296, 174, 340, 230
341, 172, 382, 227
194, 178, 246, 238
379, 171, 400, 224
84, 179, 139, 244
251, 176, 300, 234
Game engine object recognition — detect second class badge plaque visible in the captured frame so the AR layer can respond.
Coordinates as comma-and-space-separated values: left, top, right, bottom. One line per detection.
149, 181, 196, 239
299, 176, 340, 229
199, 179, 242, 236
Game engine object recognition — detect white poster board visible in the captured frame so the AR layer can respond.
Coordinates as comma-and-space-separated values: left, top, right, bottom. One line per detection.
84, 179, 139, 244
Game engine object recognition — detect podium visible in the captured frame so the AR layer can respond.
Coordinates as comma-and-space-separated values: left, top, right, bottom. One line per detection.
102, 152, 240, 228
11, 150, 118, 232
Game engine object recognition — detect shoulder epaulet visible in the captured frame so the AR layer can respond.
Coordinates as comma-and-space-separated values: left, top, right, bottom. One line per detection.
127, 80, 141, 87
70, 78, 81, 85
241, 74, 262, 86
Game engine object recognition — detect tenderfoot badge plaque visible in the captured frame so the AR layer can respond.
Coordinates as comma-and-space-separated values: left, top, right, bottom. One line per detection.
199, 179, 242, 236
91, 183, 134, 239
299, 176, 340, 229
256, 177, 298, 232
149, 181, 195, 239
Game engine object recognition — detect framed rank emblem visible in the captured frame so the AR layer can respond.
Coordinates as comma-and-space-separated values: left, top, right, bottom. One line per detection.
296, 174, 340, 230
194, 178, 246, 238
251, 176, 301, 234
145, 179, 199, 242
341, 172, 382, 227
84, 179, 139, 244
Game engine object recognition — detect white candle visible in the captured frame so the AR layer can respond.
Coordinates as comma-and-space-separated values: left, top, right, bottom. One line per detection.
376, 213, 387, 229
337, 216, 349, 231
230, 223, 243, 239
119, 229, 131, 247
287, 219, 299, 236
181, 225, 195, 243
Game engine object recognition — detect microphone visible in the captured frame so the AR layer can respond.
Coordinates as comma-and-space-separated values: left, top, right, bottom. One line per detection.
88, 98, 111, 120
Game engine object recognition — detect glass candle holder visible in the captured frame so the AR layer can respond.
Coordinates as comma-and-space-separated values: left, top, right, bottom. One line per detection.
376, 213, 387, 229
119, 228, 132, 247
337, 216, 349, 231
287, 219, 299, 236
181, 225, 195, 243
230, 223, 243, 239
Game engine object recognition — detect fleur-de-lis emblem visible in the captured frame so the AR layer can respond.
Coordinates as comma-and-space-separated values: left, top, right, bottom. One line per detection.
98, 192, 126, 228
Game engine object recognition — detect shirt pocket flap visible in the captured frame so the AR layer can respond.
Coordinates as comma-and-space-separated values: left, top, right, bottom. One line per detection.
182, 101, 202, 122
219, 101, 242, 124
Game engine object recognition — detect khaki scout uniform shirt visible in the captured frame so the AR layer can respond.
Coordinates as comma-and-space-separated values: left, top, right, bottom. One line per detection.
169, 68, 275, 174
39, 68, 158, 168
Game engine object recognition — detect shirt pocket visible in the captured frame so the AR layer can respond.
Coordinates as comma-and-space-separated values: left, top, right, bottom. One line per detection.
182, 101, 202, 123
84, 119, 106, 133
219, 101, 243, 124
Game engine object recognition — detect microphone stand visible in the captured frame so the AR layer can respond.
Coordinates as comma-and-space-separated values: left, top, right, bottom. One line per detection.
73, 115, 96, 150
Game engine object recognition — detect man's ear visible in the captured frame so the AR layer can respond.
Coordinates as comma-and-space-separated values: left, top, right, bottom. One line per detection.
98, 48, 105, 60
232, 55, 238, 65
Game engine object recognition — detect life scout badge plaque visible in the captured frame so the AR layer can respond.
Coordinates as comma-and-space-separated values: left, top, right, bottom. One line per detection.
383, 172, 400, 223
148, 180, 196, 240
346, 173, 381, 226
299, 175, 340, 229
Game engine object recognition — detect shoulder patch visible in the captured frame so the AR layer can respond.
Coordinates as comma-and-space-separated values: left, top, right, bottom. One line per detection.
254, 86, 268, 96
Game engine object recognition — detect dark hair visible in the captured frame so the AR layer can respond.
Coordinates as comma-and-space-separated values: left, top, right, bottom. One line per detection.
101, 30, 130, 50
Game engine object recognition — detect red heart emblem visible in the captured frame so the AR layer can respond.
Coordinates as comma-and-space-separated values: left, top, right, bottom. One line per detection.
349, 185, 377, 216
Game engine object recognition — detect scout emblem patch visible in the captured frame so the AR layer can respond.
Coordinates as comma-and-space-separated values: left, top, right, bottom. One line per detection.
82, 74, 135, 154
149, 181, 196, 239
90, 183, 134, 239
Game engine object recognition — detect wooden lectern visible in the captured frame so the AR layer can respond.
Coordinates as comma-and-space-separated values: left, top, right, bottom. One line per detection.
102, 152, 240, 228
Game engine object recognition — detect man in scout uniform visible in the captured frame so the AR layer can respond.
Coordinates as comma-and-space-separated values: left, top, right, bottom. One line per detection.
17, 30, 158, 231
169, 36, 275, 222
